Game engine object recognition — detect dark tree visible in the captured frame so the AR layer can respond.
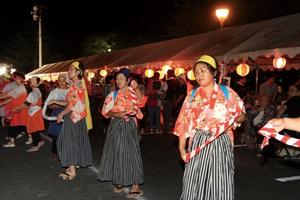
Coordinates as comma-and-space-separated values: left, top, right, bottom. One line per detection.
3, 21, 62, 73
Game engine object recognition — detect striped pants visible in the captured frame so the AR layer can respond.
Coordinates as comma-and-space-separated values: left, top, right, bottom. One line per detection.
57, 113, 93, 167
180, 131, 234, 200
98, 117, 144, 186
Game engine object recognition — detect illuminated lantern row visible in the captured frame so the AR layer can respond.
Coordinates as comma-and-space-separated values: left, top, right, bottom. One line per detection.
42, 76, 50, 82
145, 68, 193, 80
273, 57, 286, 69
100, 69, 108, 77
236, 63, 250, 77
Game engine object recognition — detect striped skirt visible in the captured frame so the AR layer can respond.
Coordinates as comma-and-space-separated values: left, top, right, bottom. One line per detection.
181, 131, 234, 200
57, 113, 93, 168
98, 117, 144, 186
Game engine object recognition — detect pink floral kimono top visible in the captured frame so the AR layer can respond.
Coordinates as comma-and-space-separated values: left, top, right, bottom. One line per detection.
173, 83, 245, 143
67, 80, 87, 123
102, 87, 143, 120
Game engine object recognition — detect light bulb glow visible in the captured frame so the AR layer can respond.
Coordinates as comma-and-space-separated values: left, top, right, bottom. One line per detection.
273, 57, 286, 69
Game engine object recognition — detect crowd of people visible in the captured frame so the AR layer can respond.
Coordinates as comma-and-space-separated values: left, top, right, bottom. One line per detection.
0, 55, 299, 200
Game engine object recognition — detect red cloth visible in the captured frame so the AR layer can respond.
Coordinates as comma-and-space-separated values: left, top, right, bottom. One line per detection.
26, 109, 44, 134
9, 93, 28, 126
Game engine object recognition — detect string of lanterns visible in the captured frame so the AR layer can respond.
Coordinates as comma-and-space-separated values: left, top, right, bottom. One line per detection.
30, 55, 287, 81
235, 56, 287, 77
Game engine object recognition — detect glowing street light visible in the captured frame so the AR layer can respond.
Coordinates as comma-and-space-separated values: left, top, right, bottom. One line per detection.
215, 8, 229, 28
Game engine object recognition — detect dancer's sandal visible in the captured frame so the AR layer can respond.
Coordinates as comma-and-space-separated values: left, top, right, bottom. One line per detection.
59, 171, 76, 180
126, 190, 144, 199
113, 185, 124, 193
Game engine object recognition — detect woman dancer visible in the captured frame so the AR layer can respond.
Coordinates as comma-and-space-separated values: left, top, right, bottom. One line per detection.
174, 55, 245, 200
56, 61, 93, 180
98, 68, 144, 199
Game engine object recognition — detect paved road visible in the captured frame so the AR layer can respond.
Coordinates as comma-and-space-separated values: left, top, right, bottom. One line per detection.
1, 126, 300, 200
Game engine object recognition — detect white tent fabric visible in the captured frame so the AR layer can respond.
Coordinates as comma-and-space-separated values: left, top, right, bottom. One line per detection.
27, 12, 300, 76
224, 13, 300, 63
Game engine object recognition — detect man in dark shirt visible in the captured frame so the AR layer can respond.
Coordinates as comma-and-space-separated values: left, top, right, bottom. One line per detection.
175, 73, 187, 118
231, 76, 248, 100
162, 70, 178, 134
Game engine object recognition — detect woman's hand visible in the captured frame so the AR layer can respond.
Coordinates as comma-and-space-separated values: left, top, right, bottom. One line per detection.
269, 118, 285, 132
180, 149, 187, 162
56, 113, 64, 123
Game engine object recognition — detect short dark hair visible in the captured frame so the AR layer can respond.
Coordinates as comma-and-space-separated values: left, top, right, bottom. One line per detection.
116, 68, 130, 81
36, 77, 41, 85
13, 71, 25, 80
167, 69, 175, 78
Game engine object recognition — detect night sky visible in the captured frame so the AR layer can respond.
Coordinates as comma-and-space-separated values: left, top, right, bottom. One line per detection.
1, 0, 300, 62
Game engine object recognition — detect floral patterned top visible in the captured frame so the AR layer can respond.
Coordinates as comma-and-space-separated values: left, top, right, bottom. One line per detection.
173, 83, 245, 143
67, 80, 87, 123
102, 87, 143, 120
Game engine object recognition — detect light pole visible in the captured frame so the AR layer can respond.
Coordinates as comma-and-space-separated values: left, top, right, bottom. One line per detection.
31, 5, 43, 68
215, 8, 229, 28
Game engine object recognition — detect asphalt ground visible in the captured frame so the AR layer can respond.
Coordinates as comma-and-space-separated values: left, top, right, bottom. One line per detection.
1, 122, 300, 200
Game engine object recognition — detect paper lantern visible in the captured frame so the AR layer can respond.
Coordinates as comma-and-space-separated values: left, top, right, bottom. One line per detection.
88, 72, 95, 79
157, 70, 164, 79
100, 69, 108, 77
174, 67, 185, 77
236, 63, 250, 77
145, 69, 154, 78
11, 68, 16, 73
51, 74, 58, 82
187, 70, 195, 81
42, 76, 50, 82
0, 67, 6, 75
273, 57, 286, 69
162, 64, 171, 74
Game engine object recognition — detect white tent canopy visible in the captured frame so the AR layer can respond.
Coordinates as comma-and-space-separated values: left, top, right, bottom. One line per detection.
223, 13, 300, 69
27, 12, 300, 77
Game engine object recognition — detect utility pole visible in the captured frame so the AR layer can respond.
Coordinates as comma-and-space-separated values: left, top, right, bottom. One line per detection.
31, 5, 43, 68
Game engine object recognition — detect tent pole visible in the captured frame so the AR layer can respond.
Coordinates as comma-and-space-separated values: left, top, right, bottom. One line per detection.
218, 63, 226, 84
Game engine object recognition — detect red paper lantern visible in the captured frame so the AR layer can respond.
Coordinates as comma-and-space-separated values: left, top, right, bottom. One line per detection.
134, 67, 143, 75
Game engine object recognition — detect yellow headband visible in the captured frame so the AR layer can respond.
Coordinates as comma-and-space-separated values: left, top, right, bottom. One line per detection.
196, 55, 217, 69
71, 61, 83, 75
